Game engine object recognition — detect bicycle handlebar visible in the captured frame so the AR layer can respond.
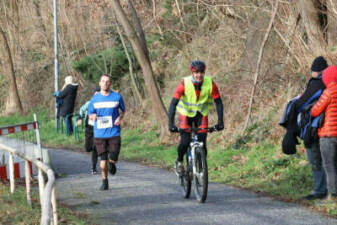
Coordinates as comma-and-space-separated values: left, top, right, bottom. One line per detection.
170, 126, 218, 133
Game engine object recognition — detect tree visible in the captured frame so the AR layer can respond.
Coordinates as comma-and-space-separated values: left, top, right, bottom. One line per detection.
0, 1, 23, 115
111, 0, 169, 137
327, 0, 337, 47
242, 0, 279, 134
297, 0, 327, 56
114, 17, 143, 106
0, 27, 23, 114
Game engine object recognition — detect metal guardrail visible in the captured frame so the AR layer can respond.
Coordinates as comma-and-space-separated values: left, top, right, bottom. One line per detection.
0, 143, 58, 225
0, 115, 57, 225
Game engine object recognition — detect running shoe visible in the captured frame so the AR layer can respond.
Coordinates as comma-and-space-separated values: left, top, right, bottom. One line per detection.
99, 179, 108, 191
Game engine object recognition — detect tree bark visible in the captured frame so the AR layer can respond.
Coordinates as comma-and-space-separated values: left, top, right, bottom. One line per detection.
327, 0, 337, 47
111, 0, 169, 138
242, 0, 279, 134
127, 0, 149, 60
0, 27, 23, 114
297, 0, 327, 56
114, 16, 144, 106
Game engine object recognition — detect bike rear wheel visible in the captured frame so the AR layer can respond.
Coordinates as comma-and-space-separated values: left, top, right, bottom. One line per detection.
193, 147, 208, 203
179, 152, 192, 198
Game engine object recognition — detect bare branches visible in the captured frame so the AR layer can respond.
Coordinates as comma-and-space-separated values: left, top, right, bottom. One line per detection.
111, 0, 169, 138
242, 0, 280, 134
151, 0, 163, 35
114, 14, 143, 106
174, 0, 185, 27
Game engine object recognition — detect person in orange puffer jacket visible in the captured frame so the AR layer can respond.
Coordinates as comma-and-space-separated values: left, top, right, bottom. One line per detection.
311, 65, 337, 201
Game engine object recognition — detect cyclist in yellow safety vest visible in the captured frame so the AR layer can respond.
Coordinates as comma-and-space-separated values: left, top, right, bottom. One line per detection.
168, 60, 224, 175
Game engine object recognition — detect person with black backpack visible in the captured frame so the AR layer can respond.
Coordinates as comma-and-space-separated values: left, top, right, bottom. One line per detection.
293, 56, 328, 200
78, 87, 101, 174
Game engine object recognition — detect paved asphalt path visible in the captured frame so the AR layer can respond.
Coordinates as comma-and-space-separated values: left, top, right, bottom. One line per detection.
47, 148, 337, 225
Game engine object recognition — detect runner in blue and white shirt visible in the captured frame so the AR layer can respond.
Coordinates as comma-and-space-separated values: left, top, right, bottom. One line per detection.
88, 74, 125, 191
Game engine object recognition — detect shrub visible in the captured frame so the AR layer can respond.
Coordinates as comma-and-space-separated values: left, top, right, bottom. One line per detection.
72, 46, 136, 89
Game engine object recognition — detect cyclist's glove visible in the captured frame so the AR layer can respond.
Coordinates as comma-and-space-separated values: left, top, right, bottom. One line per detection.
169, 124, 178, 132
215, 123, 224, 131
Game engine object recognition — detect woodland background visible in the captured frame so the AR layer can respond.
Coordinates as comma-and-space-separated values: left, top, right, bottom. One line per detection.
1, 0, 337, 145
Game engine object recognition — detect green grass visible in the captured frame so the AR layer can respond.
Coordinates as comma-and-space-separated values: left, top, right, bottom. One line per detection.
121, 129, 176, 169
0, 110, 336, 217
122, 129, 312, 198
0, 182, 89, 225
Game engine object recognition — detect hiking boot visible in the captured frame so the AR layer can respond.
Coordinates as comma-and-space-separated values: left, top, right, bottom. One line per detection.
174, 160, 184, 176
301, 193, 327, 200
108, 161, 117, 175
99, 179, 108, 191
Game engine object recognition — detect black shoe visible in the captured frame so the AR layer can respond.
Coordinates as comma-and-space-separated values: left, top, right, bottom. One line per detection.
302, 193, 327, 200
174, 160, 184, 176
91, 168, 98, 174
99, 179, 108, 191
109, 162, 116, 175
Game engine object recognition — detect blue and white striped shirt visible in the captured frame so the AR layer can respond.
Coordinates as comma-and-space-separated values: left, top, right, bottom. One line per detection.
88, 91, 125, 138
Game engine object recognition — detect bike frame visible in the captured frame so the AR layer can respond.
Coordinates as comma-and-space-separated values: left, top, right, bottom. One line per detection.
188, 132, 204, 179
172, 126, 217, 202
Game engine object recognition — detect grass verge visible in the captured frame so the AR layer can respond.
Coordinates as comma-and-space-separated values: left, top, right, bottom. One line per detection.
0, 180, 90, 225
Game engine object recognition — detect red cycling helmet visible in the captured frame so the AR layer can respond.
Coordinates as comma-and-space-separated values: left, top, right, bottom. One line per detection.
190, 60, 206, 73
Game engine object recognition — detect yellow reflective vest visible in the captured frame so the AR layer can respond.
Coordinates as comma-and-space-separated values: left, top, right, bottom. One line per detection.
177, 76, 213, 117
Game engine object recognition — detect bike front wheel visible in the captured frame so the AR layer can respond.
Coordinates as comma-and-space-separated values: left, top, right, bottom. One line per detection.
193, 147, 208, 203
179, 153, 192, 198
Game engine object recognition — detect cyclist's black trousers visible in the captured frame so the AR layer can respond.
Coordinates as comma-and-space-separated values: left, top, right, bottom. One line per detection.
177, 131, 207, 162
92, 147, 98, 170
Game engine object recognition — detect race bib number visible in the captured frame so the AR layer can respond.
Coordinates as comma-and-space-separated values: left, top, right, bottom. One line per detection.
97, 116, 113, 129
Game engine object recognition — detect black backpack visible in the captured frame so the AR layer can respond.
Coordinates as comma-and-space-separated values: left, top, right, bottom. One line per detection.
298, 102, 324, 148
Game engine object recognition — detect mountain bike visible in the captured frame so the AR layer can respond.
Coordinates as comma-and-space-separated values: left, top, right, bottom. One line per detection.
172, 126, 217, 203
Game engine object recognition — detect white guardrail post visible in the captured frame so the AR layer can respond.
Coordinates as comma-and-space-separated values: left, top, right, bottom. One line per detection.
0, 117, 58, 225
9, 152, 15, 193
25, 159, 32, 206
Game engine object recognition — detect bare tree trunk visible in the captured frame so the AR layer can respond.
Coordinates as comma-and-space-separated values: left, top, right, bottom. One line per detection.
327, 0, 337, 47
0, 27, 23, 115
111, 0, 169, 138
127, 0, 149, 60
242, 0, 279, 134
297, 0, 327, 56
114, 16, 143, 106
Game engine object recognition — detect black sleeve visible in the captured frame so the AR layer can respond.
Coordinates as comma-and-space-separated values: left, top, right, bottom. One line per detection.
293, 79, 325, 113
168, 98, 179, 126
58, 85, 71, 99
214, 97, 224, 125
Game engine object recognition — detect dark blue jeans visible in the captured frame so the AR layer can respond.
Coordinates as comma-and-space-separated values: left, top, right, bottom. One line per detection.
306, 141, 327, 195
64, 116, 73, 135
319, 137, 337, 195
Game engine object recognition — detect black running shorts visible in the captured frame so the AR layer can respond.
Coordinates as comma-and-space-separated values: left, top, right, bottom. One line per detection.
94, 136, 121, 161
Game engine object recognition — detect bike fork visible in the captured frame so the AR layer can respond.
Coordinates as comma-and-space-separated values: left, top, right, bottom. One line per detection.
190, 147, 197, 176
